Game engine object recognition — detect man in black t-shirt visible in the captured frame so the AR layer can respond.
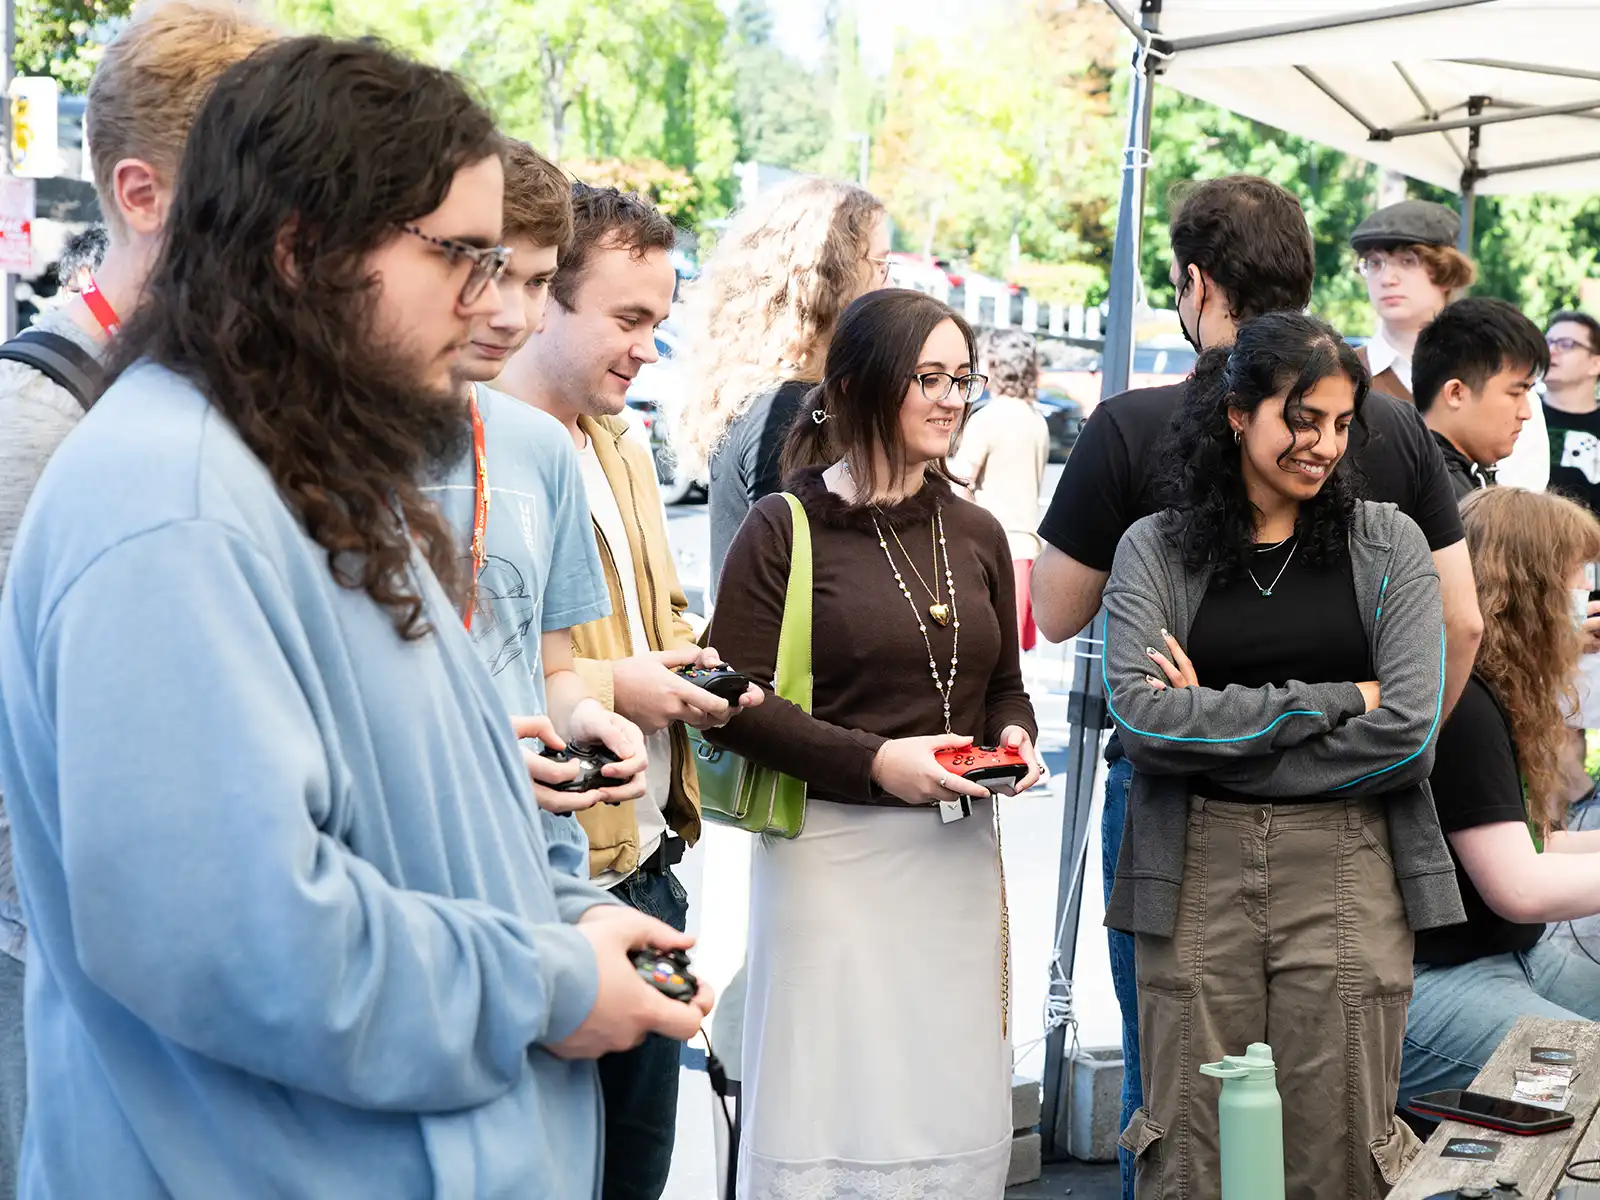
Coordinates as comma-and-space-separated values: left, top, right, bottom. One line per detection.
1031, 175, 1483, 1200
1543, 310, 1600, 517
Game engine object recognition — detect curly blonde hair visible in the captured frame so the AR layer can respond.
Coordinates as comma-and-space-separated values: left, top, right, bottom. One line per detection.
674, 176, 884, 474
1460, 487, 1600, 831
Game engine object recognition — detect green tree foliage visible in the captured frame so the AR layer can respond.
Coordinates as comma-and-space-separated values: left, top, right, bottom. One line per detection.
14, 0, 129, 92
872, 0, 1121, 300
726, 0, 829, 173
274, 0, 738, 222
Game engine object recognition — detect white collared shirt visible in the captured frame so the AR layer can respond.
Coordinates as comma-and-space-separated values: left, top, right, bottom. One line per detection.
1367, 326, 1412, 395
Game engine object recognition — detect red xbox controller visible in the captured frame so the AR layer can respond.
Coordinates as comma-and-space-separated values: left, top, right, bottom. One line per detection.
934, 744, 1031, 795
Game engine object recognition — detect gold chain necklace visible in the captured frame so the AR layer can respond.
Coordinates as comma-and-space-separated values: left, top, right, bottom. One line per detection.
881, 514, 952, 626
871, 505, 959, 731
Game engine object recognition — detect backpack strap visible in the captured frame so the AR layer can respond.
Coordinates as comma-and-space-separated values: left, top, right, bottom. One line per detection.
0, 329, 104, 412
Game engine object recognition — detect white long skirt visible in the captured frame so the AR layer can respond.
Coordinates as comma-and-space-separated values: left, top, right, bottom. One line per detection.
737, 797, 1013, 1200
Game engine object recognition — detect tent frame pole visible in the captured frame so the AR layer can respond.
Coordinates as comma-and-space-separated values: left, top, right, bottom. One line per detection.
1164, 0, 1493, 54
1039, 0, 1160, 1164
1377, 94, 1600, 139
1459, 96, 1483, 252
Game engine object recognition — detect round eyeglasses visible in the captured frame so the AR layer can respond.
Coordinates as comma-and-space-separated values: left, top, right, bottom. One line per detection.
1356, 249, 1424, 278
401, 225, 512, 306
915, 371, 987, 403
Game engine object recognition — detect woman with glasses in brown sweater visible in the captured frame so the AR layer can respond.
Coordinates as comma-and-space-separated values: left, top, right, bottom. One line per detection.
704, 288, 1043, 1198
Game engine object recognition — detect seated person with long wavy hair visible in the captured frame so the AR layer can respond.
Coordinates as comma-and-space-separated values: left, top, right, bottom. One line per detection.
1400, 487, 1600, 1107
1102, 312, 1461, 1200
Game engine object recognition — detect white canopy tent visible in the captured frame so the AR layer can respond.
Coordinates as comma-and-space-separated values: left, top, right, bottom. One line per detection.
1039, 0, 1600, 1160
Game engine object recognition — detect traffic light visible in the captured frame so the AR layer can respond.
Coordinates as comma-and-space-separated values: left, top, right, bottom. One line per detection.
9, 76, 60, 179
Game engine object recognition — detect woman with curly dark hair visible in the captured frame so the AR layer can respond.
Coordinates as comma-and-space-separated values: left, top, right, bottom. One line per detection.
1100, 312, 1461, 1200
1400, 488, 1600, 1108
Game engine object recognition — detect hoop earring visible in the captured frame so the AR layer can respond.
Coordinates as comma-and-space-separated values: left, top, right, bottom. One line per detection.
1233, 429, 1241, 446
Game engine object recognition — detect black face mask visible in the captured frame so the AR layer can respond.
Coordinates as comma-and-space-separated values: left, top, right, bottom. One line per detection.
1178, 270, 1207, 355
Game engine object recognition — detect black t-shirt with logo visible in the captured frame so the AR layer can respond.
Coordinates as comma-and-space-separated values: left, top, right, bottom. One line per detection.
1413, 675, 1545, 967
1543, 399, 1600, 519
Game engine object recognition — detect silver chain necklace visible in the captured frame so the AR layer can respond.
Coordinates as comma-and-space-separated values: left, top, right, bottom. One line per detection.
1246, 534, 1299, 598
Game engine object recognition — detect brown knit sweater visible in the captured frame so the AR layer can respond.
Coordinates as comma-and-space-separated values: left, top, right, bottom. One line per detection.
704, 466, 1038, 807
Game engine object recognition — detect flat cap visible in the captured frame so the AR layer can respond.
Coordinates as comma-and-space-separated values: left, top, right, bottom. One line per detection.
1350, 199, 1460, 251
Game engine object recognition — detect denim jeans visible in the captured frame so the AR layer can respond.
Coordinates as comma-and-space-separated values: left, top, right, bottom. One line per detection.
1400, 939, 1600, 1108
1101, 753, 1137, 1200
0, 953, 21, 1200
598, 865, 690, 1200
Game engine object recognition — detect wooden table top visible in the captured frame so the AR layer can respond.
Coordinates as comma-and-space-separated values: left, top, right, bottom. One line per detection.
1391, 1016, 1600, 1199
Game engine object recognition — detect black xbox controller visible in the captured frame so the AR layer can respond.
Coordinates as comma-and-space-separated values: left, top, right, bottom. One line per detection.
1425, 1180, 1523, 1199
628, 946, 699, 1003
538, 741, 622, 794
673, 663, 751, 703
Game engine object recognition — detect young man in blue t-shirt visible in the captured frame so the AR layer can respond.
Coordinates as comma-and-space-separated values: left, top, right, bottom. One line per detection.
426, 141, 654, 877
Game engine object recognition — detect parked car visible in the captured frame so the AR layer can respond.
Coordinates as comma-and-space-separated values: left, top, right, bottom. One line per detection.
624, 326, 705, 505
1044, 339, 1198, 413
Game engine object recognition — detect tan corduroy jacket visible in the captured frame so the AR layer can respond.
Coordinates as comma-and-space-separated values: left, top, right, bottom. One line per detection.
571, 413, 702, 879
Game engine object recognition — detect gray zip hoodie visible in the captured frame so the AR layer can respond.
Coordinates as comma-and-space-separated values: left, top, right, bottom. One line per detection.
1102, 500, 1466, 938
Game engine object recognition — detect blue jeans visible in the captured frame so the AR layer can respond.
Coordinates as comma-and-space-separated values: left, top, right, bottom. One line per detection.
598, 865, 690, 1200
1400, 940, 1600, 1108
1102, 753, 1137, 1200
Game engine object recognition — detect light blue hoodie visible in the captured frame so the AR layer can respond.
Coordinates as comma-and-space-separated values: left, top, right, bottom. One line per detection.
0, 364, 617, 1198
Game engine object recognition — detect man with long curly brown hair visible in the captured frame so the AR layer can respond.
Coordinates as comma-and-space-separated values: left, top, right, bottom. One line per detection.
0, 36, 710, 1197
0, 4, 276, 1190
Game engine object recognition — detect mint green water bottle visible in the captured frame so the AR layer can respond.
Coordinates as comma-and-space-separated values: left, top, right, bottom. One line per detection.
1199, 1042, 1285, 1200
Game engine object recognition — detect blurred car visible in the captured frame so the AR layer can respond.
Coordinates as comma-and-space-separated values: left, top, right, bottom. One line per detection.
1044, 340, 1197, 413
623, 326, 706, 506
967, 387, 1084, 465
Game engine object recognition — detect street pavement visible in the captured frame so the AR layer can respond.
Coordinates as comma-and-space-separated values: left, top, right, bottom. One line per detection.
658, 467, 1122, 1198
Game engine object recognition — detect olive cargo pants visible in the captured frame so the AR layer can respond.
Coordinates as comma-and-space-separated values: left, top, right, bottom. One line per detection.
1120, 797, 1422, 1200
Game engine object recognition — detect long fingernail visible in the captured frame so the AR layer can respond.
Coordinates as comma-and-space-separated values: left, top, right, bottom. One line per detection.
1146, 647, 1158, 659
1160, 628, 1171, 639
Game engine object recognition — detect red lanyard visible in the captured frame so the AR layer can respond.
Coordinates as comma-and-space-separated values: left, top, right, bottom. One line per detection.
80, 274, 122, 338
463, 386, 490, 630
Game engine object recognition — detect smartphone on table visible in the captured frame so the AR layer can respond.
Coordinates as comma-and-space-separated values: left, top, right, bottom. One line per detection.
1407, 1088, 1575, 1135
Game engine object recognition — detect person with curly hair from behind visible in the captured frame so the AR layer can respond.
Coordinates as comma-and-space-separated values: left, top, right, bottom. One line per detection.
674, 175, 888, 599
1399, 487, 1600, 1110
1102, 311, 1462, 1199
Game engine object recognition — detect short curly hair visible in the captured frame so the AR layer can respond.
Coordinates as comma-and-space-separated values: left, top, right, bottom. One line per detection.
980, 329, 1038, 400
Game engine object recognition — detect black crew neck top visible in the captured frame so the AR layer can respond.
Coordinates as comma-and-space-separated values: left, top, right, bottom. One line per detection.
1185, 534, 1371, 803
1414, 675, 1545, 967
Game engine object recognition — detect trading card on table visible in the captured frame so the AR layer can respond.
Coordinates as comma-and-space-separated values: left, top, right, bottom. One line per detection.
1532, 1046, 1579, 1066
1440, 1138, 1503, 1162
1516, 1064, 1575, 1085
1512, 1078, 1571, 1112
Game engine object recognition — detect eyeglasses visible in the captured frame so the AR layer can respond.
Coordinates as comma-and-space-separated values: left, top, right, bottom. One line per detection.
916, 371, 987, 403
865, 255, 892, 285
1356, 249, 1424, 278
401, 225, 512, 306
1548, 336, 1597, 355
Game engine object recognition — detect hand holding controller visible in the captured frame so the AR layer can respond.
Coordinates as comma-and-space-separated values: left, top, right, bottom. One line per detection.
628, 946, 700, 1004
672, 663, 753, 703
538, 742, 623, 798
933, 743, 1031, 795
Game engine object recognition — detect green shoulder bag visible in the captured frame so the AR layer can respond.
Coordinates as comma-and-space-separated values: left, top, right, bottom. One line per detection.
690, 492, 812, 838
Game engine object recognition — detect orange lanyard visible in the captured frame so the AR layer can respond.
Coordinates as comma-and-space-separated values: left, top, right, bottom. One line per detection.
463, 386, 489, 630
80, 274, 121, 337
